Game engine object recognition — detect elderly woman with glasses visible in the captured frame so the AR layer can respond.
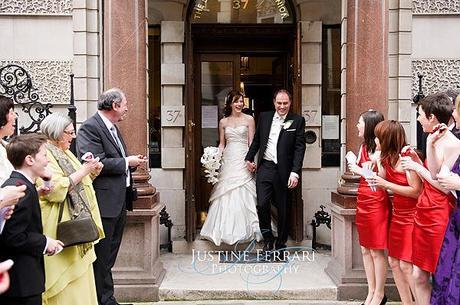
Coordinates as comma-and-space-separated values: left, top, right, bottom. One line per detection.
38, 113, 104, 305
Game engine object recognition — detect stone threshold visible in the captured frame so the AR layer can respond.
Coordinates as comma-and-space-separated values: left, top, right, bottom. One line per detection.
172, 238, 313, 254
158, 251, 337, 302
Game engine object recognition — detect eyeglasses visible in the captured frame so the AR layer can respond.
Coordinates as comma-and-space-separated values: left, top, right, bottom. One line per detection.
63, 130, 76, 136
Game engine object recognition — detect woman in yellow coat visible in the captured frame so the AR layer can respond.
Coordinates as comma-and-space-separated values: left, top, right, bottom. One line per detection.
38, 113, 104, 305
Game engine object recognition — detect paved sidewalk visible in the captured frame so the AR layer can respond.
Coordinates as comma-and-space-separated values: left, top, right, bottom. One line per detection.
135, 301, 402, 305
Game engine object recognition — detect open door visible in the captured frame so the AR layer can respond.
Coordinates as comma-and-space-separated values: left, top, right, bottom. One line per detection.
186, 53, 241, 240
288, 21, 304, 242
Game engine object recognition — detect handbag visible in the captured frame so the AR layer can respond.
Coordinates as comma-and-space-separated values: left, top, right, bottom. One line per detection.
56, 193, 99, 248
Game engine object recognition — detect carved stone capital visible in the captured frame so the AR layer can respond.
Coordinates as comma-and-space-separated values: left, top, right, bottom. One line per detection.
412, 1, 460, 15
132, 167, 158, 209
0, 0, 72, 15
412, 59, 460, 97
337, 171, 360, 196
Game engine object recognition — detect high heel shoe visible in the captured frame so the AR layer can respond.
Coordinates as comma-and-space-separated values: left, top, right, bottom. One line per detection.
379, 295, 387, 305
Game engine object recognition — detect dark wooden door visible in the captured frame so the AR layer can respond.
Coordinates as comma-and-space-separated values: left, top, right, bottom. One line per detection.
288, 21, 304, 242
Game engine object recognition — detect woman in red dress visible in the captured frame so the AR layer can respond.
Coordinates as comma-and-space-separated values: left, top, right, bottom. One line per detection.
400, 93, 460, 305
348, 110, 388, 305
370, 120, 422, 305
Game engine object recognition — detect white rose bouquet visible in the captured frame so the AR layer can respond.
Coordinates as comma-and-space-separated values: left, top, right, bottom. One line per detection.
200, 146, 222, 185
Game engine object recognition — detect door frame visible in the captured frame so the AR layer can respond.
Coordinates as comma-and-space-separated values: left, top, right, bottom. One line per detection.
185, 24, 303, 241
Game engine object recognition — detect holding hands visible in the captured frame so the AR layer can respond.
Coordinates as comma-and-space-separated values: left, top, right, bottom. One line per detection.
245, 160, 256, 173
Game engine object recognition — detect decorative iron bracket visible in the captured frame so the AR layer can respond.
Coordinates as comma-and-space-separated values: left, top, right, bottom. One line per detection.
0, 64, 53, 134
310, 204, 331, 250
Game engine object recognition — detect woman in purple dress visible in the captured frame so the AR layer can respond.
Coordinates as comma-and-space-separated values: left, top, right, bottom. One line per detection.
431, 94, 460, 305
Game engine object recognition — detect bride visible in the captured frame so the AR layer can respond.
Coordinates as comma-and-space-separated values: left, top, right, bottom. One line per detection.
200, 90, 262, 246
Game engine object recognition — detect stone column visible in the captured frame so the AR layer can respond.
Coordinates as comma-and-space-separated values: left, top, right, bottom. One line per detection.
103, 0, 165, 301
326, 0, 397, 301
345, 0, 389, 153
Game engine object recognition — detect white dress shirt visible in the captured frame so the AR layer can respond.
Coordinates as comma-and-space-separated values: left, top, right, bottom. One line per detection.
263, 112, 299, 180
263, 112, 285, 164
98, 111, 130, 187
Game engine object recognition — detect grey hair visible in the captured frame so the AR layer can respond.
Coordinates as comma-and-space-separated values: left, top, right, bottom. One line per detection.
97, 88, 126, 111
40, 112, 73, 141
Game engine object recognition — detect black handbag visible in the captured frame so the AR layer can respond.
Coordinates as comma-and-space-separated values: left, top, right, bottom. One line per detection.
56, 194, 99, 248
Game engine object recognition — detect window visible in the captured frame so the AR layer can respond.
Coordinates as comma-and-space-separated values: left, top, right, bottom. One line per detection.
148, 27, 161, 168
321, 25, 341, 167
191, 0, 294, 24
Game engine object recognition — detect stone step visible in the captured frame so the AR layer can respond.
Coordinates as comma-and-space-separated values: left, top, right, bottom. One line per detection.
172, 238, 313, 254
159, 251, 337, 301
134, 300, 401, 305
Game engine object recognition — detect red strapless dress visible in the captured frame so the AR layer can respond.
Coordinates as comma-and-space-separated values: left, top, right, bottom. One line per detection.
384, 164, 417, 262
412, 163, 455, 272
356, 145, 390, 249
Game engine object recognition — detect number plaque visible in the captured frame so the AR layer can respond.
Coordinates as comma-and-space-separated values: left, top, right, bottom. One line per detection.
161, 105, 185, 127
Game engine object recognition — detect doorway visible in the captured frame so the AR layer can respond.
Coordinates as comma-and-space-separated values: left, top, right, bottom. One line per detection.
185, 23, 303, 242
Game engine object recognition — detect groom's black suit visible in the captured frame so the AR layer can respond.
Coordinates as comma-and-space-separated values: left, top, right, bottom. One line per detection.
245, 111, 306, 247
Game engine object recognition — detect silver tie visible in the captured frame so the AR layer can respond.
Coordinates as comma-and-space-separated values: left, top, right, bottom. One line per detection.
110, 126, 126, 157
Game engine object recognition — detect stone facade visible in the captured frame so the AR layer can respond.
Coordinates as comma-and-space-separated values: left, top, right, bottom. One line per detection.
2, 0, 460, 255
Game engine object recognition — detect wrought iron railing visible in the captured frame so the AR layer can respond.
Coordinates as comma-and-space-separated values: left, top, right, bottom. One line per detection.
0, 64, 53, 134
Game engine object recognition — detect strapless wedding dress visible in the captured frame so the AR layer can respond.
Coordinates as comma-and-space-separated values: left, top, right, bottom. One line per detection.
200, 125, 262, 246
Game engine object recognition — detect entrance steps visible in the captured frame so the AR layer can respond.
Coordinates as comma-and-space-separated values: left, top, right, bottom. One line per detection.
148, 301, 400, 305
158, 250, 337, 302
171, 238, 313, 254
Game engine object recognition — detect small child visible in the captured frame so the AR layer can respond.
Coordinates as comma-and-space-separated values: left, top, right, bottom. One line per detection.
0, 134, 63, 305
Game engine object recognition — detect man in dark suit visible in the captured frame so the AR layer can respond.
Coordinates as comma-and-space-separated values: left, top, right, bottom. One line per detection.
245, 89, 306, 252
0, 134, 63, 305
76, 88, 146, 305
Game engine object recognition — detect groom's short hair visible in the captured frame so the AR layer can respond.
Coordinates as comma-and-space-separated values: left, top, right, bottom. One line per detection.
273, 89, 292, 102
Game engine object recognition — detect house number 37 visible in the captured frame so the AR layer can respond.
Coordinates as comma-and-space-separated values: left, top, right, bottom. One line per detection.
232, 0, 249, 9
166, 110, 181, 123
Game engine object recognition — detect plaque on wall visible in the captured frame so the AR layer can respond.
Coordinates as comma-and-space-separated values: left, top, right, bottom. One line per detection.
302, 105, 321, 127
321, 115, 339, 139
202, 105, 218, 128
161, 105, 185, 127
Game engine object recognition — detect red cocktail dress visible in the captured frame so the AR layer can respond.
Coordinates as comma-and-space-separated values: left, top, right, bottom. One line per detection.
356, 145, 390, 249
384, 163, 417, 262
412, 162, 455, 272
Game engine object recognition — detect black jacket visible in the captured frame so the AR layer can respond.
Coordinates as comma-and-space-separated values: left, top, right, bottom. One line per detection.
0, 171, 47, 298
76, 113, 135, 217
245, 111, 306, 184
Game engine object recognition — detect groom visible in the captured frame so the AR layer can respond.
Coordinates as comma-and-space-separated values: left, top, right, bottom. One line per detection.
245, 89, 306, 252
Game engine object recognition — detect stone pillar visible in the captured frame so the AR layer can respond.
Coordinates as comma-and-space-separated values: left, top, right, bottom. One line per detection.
325, 0, 397, 301
345, 0, 389, 153
103, 0, 165, 301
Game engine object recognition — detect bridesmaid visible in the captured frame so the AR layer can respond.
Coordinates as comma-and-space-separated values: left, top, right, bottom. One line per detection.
401, 93, 460, 305
431, 93, 460, 305
348, 110, 389, 305
370, 120, 422, 305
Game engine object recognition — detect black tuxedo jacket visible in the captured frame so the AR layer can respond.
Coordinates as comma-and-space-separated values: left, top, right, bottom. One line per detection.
76, 112, 134, 218
245, 111, 306, 184
0, 171, 47, 298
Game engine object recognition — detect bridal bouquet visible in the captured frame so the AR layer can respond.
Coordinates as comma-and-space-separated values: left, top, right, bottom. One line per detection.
200, 146, 222, 185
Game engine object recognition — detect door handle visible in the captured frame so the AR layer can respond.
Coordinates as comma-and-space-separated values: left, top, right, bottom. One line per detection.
188, 120, 195, 151
188, 120, 196, 132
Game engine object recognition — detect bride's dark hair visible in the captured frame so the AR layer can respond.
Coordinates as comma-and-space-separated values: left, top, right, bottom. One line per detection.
223, 90, 244, 117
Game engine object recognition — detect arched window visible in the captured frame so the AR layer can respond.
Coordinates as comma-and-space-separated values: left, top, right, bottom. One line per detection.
191, 0, 294, 24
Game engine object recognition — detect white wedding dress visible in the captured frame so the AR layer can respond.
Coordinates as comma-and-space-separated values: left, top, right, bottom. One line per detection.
200, 125, 262, 246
